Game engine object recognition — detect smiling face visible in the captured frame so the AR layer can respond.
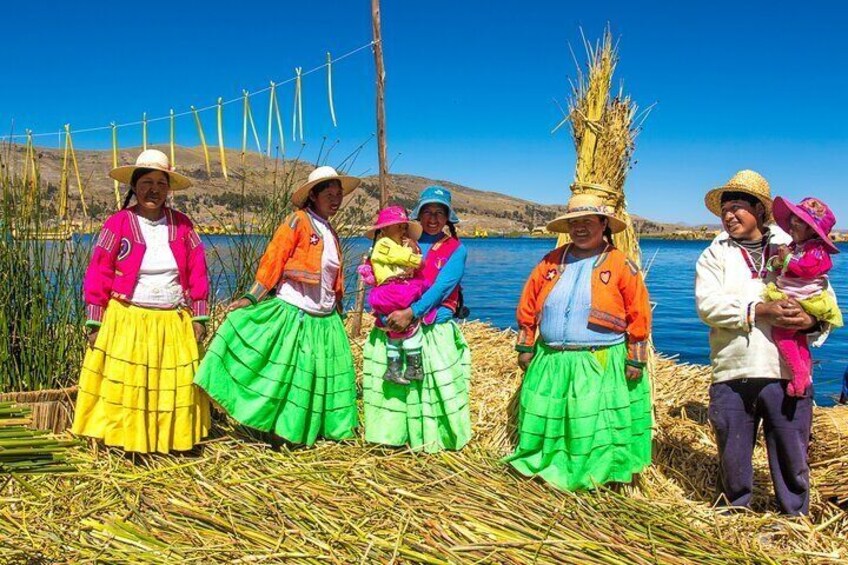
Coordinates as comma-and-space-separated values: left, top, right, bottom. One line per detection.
788, 213, 817, 244
418, 203, 449, 235
720, 199, 764, 241
566, 214, 607, 250
308, 180, 343, 219
133, 170, 170, 214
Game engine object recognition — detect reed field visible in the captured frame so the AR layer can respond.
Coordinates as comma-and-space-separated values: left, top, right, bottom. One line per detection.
0, 320, 847, 563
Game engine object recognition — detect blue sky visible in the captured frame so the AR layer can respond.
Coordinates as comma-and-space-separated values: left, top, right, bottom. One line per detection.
2, 1, 847, 225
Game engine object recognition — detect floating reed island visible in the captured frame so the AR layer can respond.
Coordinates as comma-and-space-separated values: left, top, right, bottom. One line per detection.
1, 320, 847, 564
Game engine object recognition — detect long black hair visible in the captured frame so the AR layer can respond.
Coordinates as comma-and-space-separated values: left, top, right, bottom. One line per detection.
122, 168, 170, 209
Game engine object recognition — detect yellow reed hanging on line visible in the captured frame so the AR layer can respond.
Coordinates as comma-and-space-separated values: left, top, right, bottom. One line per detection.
191, 106, 212, 177
246, 91, 262, 155
327, 52, 337, 127
292, 67, 304, 142
169, 109, 176, 168
64, 124, 88, 219
111, 123, 120, 209
266, 82, 276, 157
217, 98, 228, 180
142, 112, 148, 151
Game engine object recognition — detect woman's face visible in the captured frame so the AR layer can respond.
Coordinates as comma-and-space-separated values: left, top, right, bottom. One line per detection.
133, 170, 170, 213
419, 203, 449, 235
566, 215, 607, 250
309, 181, 343, 219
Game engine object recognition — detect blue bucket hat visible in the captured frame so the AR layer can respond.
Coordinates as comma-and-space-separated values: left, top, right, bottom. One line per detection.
410, 185, 461, 224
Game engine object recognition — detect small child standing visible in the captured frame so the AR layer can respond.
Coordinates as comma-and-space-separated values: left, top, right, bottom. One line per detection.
360, 206, 429, 385
765, 196, 843, 397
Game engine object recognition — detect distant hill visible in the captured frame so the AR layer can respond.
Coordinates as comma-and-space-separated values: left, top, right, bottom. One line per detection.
5, 144, 698, 235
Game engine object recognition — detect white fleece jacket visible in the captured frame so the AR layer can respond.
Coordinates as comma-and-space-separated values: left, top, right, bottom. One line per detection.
695, 227, 795, 383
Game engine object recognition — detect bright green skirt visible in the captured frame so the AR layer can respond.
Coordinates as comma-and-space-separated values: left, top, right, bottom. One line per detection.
503, 342, 652, 491
362, 321, 472, 453
194, 299, 357, 445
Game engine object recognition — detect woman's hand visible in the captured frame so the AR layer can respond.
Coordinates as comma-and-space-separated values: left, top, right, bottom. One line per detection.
387, 308, 414, 332
227, 298, 252, 313
193, 322, 207, 343
87, 329, 99, 348
518, 352, 534, 372
625, 365, 643, 380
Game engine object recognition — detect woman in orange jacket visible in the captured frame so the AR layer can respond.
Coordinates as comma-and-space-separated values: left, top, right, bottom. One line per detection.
503, 193, 653, 491
194, 167, 360, 446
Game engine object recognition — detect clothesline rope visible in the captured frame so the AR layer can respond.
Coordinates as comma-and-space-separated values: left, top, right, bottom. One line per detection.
0, 40, 377, 141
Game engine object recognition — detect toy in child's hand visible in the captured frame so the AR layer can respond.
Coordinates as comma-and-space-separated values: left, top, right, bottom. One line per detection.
357, 262, 376, 286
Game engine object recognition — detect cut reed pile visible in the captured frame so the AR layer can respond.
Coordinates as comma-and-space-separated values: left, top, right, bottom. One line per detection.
2, 321, 847, 563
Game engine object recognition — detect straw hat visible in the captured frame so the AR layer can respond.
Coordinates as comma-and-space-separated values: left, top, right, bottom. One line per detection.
364, 205, 423, 240
546, 193, 627, 234
292, 166, 360, 208
704, 169, 772, 220
110, 149, 192, 191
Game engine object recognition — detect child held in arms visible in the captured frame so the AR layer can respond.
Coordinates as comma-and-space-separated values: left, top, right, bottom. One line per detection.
359, 206, 429, 385
765, 196, 843, 397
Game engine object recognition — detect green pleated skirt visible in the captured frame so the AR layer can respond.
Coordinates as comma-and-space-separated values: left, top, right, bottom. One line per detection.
193, 299, 357, 445
362, 321, 472, 453
503, 342, 652, 491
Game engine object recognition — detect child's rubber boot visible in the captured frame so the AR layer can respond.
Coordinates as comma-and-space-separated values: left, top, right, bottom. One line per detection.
404, 354, 424, 382
384, 357, 410, 385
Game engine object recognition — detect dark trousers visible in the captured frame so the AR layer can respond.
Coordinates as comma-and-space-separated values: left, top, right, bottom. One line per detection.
708, 379, 812, 515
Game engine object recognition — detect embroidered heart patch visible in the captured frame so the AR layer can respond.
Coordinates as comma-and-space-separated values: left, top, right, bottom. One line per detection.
599, 270, 611, 285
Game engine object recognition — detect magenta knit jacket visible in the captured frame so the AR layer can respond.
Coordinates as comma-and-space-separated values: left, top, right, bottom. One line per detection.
83, 207, 210, 326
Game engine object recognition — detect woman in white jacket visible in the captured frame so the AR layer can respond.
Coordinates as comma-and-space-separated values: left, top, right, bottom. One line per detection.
695, 170, 822, 516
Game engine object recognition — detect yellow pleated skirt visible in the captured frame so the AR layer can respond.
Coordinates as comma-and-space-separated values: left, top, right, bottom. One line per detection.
72, 300, 210, 453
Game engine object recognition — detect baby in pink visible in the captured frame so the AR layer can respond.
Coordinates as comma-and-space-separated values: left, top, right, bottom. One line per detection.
358, 206, 429, 385
766, 197, 843, 397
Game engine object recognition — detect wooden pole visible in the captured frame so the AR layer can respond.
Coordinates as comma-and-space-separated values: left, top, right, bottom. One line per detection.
372, 0, 389, 207
351, 0, 388, 337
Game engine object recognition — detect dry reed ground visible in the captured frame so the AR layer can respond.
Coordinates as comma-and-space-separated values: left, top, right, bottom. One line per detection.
1, 320, 847, 564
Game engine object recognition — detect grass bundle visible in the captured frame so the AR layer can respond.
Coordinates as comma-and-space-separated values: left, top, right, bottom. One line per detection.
556, 29, 649, 268
0, 401, 79, 474
2, 321, 846, 563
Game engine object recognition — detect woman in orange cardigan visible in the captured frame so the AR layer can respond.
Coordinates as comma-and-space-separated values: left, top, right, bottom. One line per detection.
504, 193, 653, 491
194, 167, 360, 445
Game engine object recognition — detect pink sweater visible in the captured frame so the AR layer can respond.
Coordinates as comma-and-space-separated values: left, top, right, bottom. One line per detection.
83, 207, 209, 326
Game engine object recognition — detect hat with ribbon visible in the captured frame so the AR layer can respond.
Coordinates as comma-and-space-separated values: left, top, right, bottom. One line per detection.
292, 166, 361, 208
546, 193, 627, 234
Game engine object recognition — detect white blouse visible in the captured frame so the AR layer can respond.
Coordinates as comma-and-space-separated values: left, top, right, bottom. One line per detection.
131, 214, 184, 309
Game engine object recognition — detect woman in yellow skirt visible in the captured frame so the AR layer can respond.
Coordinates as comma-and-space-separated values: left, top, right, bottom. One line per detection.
72, 149, 211, 453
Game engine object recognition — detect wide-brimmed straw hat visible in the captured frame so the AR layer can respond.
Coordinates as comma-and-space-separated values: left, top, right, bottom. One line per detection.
546, 193, 627, 234
704, 169, 772, 220
110, 149, 192, 191
364, 205, 422, 240
292, 166, 360, 208
410, 185, 461, 224
773, 196, 839, 254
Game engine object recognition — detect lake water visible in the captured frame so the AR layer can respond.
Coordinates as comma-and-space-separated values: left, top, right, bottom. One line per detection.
343, 237, 846, 406
194, 235, 846, 405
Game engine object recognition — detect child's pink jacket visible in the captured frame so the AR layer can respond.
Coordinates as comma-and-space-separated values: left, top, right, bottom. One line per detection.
83, 207, 209, 326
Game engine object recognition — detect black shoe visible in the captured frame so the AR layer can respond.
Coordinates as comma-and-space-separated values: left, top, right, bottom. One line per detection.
384, 357, 409, 385
404, 354, 424, 382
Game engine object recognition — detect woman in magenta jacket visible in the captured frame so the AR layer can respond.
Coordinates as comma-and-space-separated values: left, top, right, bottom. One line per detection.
72, 150, 211, 454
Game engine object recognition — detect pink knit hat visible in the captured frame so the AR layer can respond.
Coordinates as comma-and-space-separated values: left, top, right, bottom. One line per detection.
364, 205, 422, 240
773, 196, 839, 254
